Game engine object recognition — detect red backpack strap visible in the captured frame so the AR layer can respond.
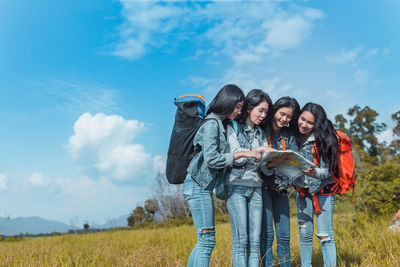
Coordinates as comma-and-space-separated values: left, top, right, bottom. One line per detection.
267, 136, 272, 148
295, 186, 307, 198
296, 186, 322, 214
312, 194, 322, 214
311, 143, 320, 166
281, 138, 286, 151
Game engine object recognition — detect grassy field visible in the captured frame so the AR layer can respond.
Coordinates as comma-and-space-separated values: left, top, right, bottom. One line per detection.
0, 211, 399, 266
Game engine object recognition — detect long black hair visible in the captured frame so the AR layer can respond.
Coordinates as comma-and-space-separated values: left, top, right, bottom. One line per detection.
273, 96, 300, 139
301, 102, 338, 174
206, 84, 245, 122
237, 89, 273, 130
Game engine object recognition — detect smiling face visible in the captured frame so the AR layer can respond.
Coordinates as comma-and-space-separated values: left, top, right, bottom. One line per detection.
247, 100, 269, 128
298, 111, 315, 137
228, 101, 244, 120
273, 107, 294, 130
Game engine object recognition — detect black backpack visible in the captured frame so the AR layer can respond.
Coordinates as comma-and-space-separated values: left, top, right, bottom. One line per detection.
166, 94, 212, 184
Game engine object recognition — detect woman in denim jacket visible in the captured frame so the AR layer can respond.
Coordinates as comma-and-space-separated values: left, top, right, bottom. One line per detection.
260, 96, 300, 267
225, 89, 275, 267
183, 84, 262, 267
293, 102, 339, 267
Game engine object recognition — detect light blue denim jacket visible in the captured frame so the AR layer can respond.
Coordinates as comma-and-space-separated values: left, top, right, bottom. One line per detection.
187, 113, 234, 189
264, 127, 299, 191
225, 121, 272, 188
292, 133, 333, 195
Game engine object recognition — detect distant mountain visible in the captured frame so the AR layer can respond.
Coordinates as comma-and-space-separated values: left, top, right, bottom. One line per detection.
0, 214, 130, 236
92, 214, 129, 229
0, 216, 70, 236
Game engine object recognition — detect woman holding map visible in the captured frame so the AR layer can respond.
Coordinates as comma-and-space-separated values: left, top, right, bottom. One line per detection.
183, 84, 263, 267
225, 89, 275, 267
260, 96, 300, 267
293, 102, 338, 267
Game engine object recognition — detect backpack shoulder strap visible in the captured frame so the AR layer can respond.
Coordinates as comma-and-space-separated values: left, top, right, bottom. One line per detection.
203, 117, 221, 151
281, 139, 286, 151
267, 136, 272, 148
231, 120, 239, 135
311, 143, 320, 166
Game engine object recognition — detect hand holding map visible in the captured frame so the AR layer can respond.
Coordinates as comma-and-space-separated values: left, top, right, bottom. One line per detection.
261, 150, 317, 179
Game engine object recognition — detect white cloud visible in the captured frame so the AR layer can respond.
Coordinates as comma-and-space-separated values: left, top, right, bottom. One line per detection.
66, 113, 152, 181
35, 79, 120, 115
112, 1, 324, 63
365, 48, 379, 59
0, 174, 7, 190
112, 1, 186, 59
354, 69, 368, 84
326, 47, 362, 65
264, 9, 324, 50
326, 90, 343, 98
29, 172, 47, 187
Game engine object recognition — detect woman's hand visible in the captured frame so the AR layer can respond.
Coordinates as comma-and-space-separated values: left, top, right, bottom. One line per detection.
233, 150, 262, 162
252, 146, 276, 154
245, 150, 262, 162
302, 167, 316, 177
267, 153, 291, 168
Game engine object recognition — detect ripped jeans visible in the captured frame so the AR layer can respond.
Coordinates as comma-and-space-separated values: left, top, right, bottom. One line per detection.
183, 175, 216, 267
226, 185, 262, 267
296, 192, 336, 267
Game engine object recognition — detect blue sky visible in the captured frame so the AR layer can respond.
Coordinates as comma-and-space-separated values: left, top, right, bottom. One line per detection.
0, 0, 399, 226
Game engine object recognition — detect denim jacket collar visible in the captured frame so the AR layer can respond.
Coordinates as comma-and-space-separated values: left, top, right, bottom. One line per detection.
302, 133, 315, 145
243, 122, 262, 137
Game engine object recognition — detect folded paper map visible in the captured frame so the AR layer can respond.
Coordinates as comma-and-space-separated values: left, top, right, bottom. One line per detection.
261, 150, 317, 179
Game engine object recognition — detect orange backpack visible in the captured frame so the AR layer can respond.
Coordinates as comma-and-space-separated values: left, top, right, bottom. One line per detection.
312, 130, 356, 202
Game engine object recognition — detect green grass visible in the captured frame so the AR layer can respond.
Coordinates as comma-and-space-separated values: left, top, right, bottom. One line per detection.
0, 210, 399, 266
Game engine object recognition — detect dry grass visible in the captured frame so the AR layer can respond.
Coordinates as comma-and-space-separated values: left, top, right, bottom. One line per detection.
0, 213, 399, 266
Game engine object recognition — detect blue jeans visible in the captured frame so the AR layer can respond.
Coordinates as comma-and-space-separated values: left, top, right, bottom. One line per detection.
260, 188, 291, 267
183, 176, 216, 267
296, 192, 336, 267
226, 185, 263, 267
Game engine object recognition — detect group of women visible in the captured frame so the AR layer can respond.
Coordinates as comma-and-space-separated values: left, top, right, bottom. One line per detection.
183, 84, 339, 267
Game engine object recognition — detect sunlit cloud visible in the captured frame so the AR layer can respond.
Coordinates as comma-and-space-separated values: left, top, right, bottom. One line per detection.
326, 47, 363, 65
112, 1, 324, 64
66, 112, 152, 181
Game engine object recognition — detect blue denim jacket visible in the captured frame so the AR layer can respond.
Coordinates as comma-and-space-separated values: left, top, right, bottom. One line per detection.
292, 133, 333, 195
263, 127, 299, 191
187, 113, 234, 189
225, 122, 271, 188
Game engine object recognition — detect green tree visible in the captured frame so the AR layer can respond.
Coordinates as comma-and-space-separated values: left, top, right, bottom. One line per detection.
83, 223, 90, 231
127, 206, 146, 226
390, 111, 400, 154
334, 114, 348, 134
347, 105, 386, 157
356, 155, 400, 215
144, 199, 159, 223
127, 213, 135, 227
144, 199, 159, 215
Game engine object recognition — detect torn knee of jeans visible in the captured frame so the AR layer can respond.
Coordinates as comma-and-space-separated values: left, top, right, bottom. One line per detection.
200, 227, 216, 233
298, 221, 306, 228
317, 234, 331, 243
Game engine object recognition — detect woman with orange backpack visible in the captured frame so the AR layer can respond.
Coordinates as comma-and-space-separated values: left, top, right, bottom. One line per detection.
293, 102, 338, 267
